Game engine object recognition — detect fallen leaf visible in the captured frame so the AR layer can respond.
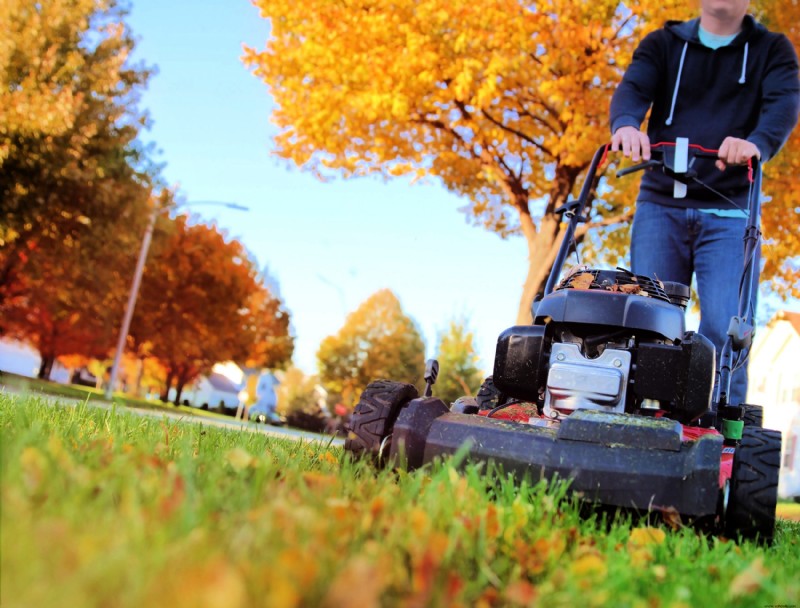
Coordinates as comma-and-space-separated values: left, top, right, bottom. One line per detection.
629, 527, 666, 547
323, 556, 388, 608
661, 506, 684, 531
20, 447, 47, 492
301, 471, 338, 490
572, 273, 595, 290
504, 580, 537, 605
729, 558, 767, 598
570, 552, 607, 577
226, 448, 255, 471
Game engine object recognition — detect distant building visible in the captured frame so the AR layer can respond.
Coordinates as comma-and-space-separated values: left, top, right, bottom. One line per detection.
180, 370, 244, 411
747, 310, 800, 499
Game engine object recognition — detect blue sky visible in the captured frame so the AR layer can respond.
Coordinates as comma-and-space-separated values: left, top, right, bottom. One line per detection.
127, 0, 530, 375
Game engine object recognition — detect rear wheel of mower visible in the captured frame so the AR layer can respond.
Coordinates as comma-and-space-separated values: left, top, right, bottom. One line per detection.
345, 380, 419, 465
724, 427, 781, 544
742, 404, 764, 428
476, 376, 508, 411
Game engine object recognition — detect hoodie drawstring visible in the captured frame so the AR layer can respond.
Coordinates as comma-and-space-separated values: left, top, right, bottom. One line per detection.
666, 39, 749, 126
666, 41, 688, 126
739, 42, 749, 84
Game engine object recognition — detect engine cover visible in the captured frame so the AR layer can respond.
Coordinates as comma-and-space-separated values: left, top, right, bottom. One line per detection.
534, 289, 685, 342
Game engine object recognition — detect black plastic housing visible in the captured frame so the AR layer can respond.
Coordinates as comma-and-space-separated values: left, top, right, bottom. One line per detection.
493, 325, 547, 402
534, 290, 685, 342
399, 404, 723, 518
634, 332, 716, 423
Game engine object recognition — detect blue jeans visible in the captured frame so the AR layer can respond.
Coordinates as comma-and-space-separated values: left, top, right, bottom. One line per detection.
631, 202, 758, 406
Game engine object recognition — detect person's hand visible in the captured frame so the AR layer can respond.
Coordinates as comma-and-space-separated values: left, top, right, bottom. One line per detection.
716, 137, 761, 171
611, 126, 651, 162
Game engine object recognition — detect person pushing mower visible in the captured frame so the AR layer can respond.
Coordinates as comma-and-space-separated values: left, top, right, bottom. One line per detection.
610, 0, 800, 407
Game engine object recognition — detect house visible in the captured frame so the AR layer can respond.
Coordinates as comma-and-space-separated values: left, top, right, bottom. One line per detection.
746, 310, 800, 499
180, 363, 245, 412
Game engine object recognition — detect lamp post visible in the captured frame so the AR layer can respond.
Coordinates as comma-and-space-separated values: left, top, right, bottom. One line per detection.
104, 200, 249, 400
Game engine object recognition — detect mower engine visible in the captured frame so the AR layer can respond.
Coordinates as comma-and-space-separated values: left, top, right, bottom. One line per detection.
494, 268, 716, 425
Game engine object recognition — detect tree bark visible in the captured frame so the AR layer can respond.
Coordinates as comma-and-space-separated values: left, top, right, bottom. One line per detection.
37, 355, 55, 380
514, 166, 580, 325
160, 370, 174, 402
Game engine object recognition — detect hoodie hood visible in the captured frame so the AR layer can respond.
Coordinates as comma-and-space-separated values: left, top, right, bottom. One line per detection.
665, 15, 766, 46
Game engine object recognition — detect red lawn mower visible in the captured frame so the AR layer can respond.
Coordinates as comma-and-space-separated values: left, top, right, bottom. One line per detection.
344, 139, 782, 544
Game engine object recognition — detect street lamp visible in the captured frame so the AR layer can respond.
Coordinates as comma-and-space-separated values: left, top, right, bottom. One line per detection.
104, 200, 249, 400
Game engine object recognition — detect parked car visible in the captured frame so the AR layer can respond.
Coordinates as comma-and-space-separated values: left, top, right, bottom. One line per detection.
248, 403, 285, 426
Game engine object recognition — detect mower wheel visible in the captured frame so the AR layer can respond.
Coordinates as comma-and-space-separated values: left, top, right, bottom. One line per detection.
742, 404, 764, 428
345, 380, 419, 464
476, 376, 508, 411
724, 426, 781, 544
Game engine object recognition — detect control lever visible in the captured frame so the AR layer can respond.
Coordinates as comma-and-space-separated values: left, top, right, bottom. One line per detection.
616, 159, 662, 178
423, 359, 439, 397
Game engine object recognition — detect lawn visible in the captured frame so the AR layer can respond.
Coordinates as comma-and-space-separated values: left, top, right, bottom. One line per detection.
2, 393, 798, 608
0, 370, 229, 420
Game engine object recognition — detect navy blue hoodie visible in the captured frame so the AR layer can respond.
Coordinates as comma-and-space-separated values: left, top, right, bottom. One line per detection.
610, 16, 799, 210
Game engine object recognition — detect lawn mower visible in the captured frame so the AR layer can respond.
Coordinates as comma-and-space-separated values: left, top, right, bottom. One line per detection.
344, 139, 782, 544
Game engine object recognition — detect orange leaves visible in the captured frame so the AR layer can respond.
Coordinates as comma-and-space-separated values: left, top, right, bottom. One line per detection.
729, 558, 769, 599
628, 526, 667, 547
322, 556, 390, 608
146, 557, 248, 608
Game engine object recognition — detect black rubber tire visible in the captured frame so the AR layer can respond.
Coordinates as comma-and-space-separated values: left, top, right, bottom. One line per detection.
476, 376, 508, 411
344, 380, 419, 463
724, 427, 781, 544
741, 404, 764, 428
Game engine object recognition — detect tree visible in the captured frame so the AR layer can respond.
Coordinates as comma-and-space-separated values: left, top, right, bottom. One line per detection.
755, 2, 800, 298
275, 367, 324, 415
317, 289, 425, 408
0, 228, 132, 379
129, 214, 292, 403
1, 0, 154, 305
245, 0, 697, 323
433, 317, 485, 406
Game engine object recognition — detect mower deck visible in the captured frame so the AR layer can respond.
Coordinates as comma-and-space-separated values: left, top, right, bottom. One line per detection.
392, 400, 723, 518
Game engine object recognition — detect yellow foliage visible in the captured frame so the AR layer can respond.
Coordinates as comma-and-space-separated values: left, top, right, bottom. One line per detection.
246, 0, 800, 310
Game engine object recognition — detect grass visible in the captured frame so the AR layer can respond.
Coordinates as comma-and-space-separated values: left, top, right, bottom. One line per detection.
0, 370, 231, 420
2, 393, 799, 608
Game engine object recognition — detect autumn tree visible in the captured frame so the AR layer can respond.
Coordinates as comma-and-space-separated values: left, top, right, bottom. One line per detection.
317, 289, 425, 408
433, 317, 485, 406
245, 0, 699, 324
129, 214, 293, 403
754, 2, 800, 298
0, 0, 154, 307
275, 367, 325, 416
0, 231, 133, 379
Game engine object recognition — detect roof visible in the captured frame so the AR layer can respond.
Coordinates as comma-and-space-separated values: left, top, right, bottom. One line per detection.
207, 372, 241, 394
776, 310, 800, 336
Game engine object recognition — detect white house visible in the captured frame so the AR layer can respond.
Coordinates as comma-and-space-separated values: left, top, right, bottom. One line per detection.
747, 310, 800, 499
178, 362, 245, 411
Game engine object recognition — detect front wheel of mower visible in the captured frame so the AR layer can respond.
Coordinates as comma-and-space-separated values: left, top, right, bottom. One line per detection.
476, 376, 508, 411
345, 380, 419, 465
724, 426, 781, 544
742, 404, 764, 428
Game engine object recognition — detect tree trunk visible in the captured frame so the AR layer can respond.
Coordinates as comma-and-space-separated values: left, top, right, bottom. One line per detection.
37, 355, 55, 380
174, 378, 186, 406
160, 370, 174, 402
514, 167, 579, 325
134, 357, 146, 397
